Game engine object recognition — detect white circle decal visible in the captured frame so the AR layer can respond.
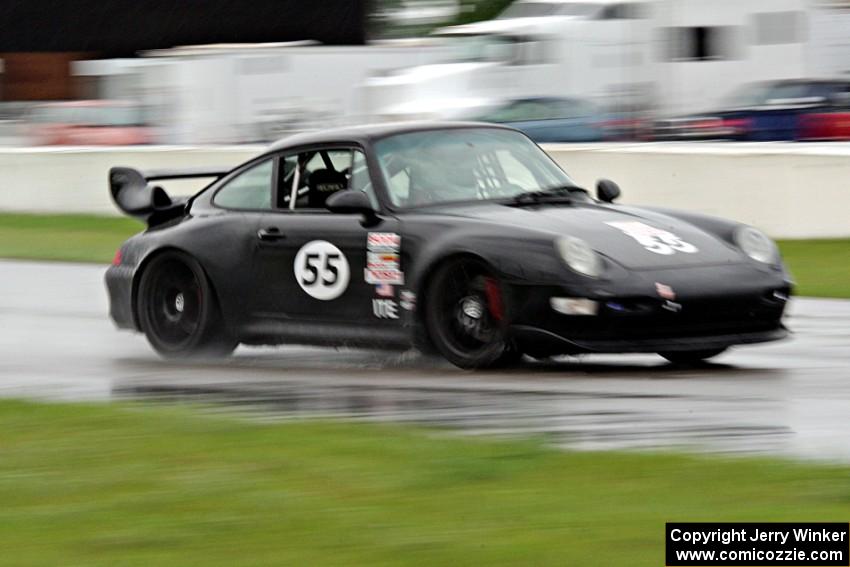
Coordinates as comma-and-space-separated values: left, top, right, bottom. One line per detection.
293, 240, 350, 300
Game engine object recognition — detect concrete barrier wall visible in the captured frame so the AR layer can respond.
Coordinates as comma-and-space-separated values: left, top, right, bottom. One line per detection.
0, 146, 263, 216
1, 143, 849, 239
548, 143, 850, 239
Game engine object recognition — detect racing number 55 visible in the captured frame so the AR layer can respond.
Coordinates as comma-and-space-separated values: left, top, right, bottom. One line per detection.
301, 252, 341, 286
293, 240, 351, 301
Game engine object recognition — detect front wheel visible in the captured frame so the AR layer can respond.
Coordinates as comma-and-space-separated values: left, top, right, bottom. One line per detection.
424, 258, 518, 369
137, 251, 236, 359
659, 348, 726, 365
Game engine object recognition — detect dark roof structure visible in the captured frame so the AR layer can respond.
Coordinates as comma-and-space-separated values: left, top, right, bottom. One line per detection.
0, 0, 367, 55
267, 121, 515, 152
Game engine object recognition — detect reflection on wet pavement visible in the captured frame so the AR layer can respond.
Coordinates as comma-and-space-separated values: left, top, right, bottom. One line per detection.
113, 363, 791, 456
2, 260, 850, 462
108, 349, 804, 458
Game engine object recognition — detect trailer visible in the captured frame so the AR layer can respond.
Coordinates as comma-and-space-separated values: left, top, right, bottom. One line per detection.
74, 41, 449, 144
363, 0, 841, 119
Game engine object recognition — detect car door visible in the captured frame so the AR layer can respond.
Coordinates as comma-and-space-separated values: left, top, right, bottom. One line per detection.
203, 155, 278, 324
251, 146, 403, 327
751, 82, 811, 141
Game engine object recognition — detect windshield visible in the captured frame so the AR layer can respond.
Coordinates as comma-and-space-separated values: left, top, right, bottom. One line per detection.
442, 34, 518, 63
719, 83, 773, 108
374, 128, 580, 208
498, 1, 600, 18
721, 82, 840, 109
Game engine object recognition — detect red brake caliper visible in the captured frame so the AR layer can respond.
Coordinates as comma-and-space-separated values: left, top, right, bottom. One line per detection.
483, 277, 504, 322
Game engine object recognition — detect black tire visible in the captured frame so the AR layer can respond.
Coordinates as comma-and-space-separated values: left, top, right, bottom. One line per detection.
659, 348, 726, 365
137, 251, 236, 359
423, 257, 517, 369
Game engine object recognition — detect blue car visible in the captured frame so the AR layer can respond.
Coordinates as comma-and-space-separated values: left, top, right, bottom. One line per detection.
469, 97, 613, 143
654, 79, 850, 141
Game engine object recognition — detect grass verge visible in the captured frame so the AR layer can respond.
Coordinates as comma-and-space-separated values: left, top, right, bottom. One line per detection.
0, 400, 848, 566
0, 213, 847, 297
778, 239, 850, 299
0, 213, 141, 264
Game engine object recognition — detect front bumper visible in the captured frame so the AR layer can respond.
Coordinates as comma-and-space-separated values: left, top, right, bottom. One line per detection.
512, 324, 787, 355
508, 278, 790, 356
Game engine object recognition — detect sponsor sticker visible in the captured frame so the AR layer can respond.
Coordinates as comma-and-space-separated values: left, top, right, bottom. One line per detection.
606, 221, 698, 256
400, 290, 416, 311
375, 283, 394, 298
372, 298, 399, 319
366, 232, 404, 285
365, 269, 404, 285
656, 282, 676, 301
367, 232, 401, 249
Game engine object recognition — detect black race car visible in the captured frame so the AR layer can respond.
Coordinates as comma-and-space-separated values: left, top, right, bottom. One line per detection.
106, 122, 791, 369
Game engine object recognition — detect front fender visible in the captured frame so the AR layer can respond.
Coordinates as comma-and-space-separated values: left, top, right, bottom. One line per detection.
637, 206, 793, 281
405, 225, 565, 294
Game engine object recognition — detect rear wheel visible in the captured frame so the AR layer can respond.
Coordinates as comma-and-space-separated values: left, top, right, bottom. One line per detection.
424, 258, 518, 369
659, 348, 726, 365
137, 252, 236, 359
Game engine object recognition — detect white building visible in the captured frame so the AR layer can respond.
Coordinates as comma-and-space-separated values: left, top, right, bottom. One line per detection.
366, 0, 850, 118
75, 41, 450, 144
72, 0, 850, 141
655, 0, 809, 113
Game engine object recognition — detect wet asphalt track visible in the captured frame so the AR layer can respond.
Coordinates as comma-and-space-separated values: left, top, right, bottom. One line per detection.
1, 259, 849, 461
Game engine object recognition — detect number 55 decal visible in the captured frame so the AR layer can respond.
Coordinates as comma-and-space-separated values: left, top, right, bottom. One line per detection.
294, 240, 350, 300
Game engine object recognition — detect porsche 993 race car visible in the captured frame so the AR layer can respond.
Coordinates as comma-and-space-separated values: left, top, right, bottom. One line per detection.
105, 122, 791, 369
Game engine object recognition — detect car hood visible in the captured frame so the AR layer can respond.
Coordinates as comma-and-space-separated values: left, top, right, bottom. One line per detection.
429, 202, 744, 270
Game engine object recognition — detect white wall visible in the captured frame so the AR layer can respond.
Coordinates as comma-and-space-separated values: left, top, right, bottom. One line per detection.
0, 146, 261, 216
808, 5, 850, 76
549, 142, 850, 239
0, 143, 848, 239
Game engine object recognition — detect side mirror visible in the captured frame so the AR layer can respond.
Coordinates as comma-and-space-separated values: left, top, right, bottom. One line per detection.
326, 189, 376, 217
596, 179, 621, 203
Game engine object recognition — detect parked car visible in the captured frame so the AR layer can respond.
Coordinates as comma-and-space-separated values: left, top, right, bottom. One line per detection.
106, 122, 790, 369
467, 97, 643, 143
29, 100, 153, 145
653, 79, 850, 141
798, 104, 850, 141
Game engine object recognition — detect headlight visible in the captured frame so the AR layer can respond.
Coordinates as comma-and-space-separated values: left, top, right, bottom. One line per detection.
734, 226, 777, 264
556, 236, 601, 278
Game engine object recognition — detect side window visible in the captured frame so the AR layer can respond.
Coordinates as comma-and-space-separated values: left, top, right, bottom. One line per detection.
489, 101, 548, 122
829, 83, 850, 109
213, 159, 273, 210
278, 148, 379, 211
753, 11, 804, 46
559, 99, 595, 119
599, 3, 647, 20
537, 100, 565, 121
664, 26, 742, 61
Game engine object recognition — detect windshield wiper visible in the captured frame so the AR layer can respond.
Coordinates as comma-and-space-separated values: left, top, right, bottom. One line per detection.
508, 185, 584, 206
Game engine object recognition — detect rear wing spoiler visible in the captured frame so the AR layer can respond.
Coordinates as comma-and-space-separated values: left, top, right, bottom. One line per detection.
108, 166, 230, 226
